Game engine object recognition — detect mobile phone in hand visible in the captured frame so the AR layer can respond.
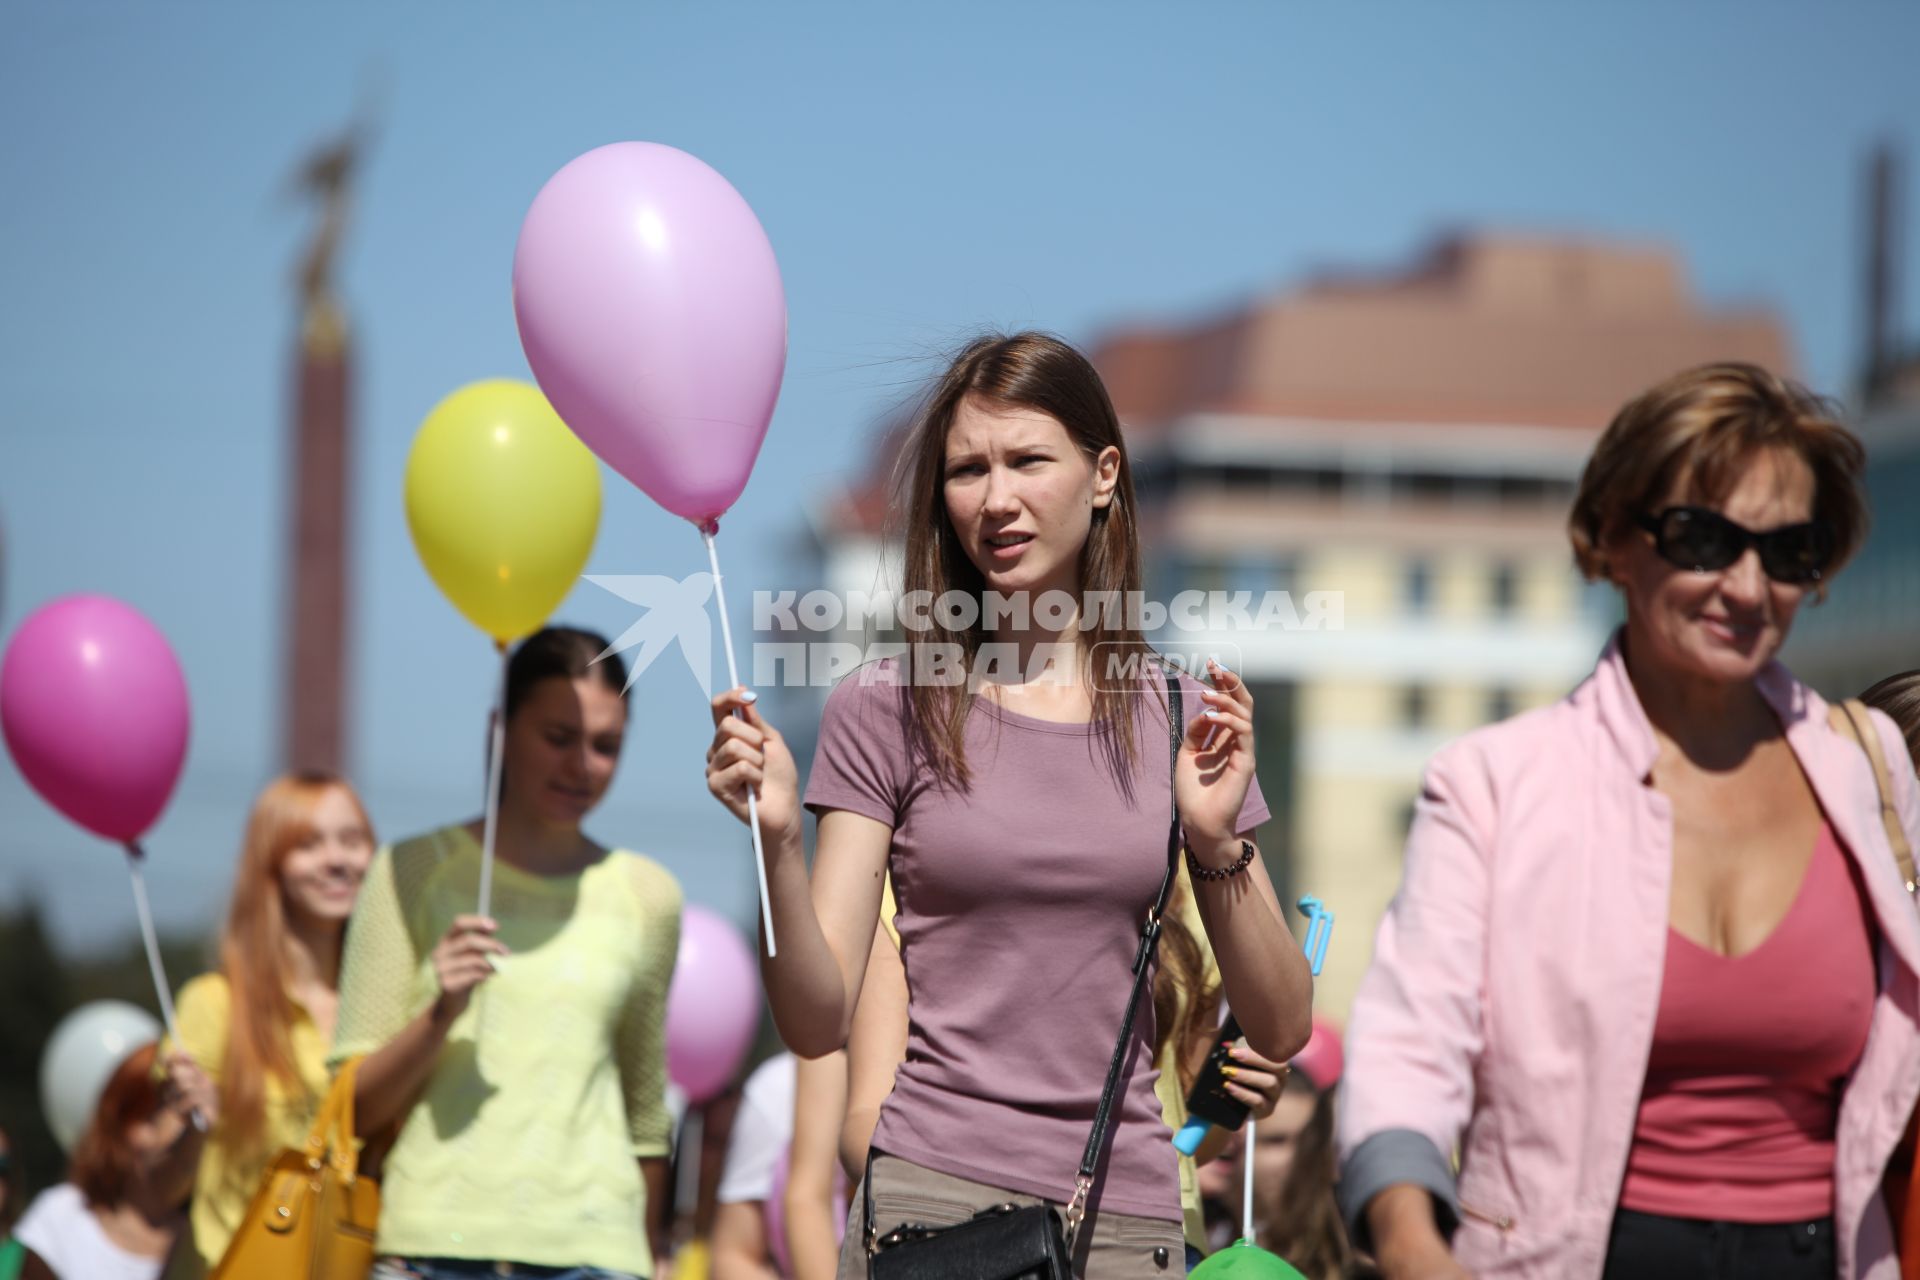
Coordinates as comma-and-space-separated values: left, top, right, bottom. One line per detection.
1172, 894, 1335, 1155
1184, 1012, 1252, 1133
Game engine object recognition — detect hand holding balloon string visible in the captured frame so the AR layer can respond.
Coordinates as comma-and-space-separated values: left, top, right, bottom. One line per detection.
702, 520, 777, 956
124, 840, 208, 1131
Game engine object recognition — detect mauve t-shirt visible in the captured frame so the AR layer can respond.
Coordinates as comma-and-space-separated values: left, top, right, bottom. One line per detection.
803, 659, 1270, 1220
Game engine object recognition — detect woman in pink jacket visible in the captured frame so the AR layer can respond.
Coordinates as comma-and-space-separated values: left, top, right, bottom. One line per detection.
1337, 362, 1920, 1280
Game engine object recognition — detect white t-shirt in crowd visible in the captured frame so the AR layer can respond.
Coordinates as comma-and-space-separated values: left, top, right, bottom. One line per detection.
13, 1183, 169, 1280
717, 1052, 798, 1204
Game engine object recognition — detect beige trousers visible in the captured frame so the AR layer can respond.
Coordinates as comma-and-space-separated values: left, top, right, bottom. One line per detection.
839, 1152, 1185, 1279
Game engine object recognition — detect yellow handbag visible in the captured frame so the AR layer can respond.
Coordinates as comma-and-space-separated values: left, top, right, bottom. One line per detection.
212, 1056, 380, 1280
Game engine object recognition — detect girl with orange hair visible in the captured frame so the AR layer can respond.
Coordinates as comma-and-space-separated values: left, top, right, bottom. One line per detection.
14, 1041, 216, 1279
164, 771, 375, 1278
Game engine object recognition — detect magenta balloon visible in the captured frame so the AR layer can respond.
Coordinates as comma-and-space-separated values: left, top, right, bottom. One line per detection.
513, 142, 787, 527
0, 595, 189, 843
664, 905, 762, 1104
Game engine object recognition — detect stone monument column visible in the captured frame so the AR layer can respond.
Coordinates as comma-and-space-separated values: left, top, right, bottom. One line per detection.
283, 124, 364, 773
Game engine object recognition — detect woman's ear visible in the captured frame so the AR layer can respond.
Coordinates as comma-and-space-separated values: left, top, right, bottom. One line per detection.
1593, 519, 1632, 588
1091, 445, 1122, 509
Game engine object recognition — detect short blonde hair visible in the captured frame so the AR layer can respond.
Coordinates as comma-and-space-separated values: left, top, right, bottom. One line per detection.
1569, 362, 1867, 583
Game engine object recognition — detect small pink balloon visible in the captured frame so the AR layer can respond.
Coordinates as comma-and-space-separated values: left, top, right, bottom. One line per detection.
1, 595, 190, 843
513, 141, 787, 527
1292, 1015, 1344, 1090
665, 906, 762, 1104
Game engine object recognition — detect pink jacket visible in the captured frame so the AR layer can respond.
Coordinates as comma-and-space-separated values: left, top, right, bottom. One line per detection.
1336, 638, 1920, 1279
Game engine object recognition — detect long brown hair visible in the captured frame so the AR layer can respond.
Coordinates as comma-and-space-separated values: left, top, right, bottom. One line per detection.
890, 332, 1158, 787
1262, 1084, 1362, 1279
216, 772, 373, 1160
1862, 670, 1920, 770
1153, 877, 1221, 1092
69, 1042, 163, 1209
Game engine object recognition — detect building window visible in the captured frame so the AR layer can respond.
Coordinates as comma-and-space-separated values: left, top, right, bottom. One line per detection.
1223, 464, 1271, 492
1401, 684, 1430, 730
1497, 475, 1555, 504
1404, 559, 1433, 615
1487, 686, 1517, 723
1397, 470, 1454, 501
1490, 561, 1519, 615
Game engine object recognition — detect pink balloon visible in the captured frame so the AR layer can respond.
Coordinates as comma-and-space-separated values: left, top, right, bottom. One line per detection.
665, 906, 762, 1104
1, 595, 190, 844
1292, 1015, 1344, 1090
513, 142, 787, 527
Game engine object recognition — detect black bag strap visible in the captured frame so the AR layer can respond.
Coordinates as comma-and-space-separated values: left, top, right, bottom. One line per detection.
863, 660, 1186, 1252
1064, 663, 1183, 1241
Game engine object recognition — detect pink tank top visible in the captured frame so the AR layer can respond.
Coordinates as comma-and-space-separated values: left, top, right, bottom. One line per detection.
1619, 821, 1877, 1222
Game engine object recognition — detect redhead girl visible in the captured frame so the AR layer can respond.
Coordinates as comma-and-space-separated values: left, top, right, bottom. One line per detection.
168, 771, 375, 1278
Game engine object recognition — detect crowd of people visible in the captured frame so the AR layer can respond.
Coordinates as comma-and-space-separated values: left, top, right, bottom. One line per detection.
3, 335, 1919, 1279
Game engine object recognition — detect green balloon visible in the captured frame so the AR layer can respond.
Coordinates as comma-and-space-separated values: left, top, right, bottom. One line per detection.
1188, 1239, 1309, 1280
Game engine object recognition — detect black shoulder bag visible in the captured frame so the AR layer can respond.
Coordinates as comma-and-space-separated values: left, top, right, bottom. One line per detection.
864, 674, 1186, 1279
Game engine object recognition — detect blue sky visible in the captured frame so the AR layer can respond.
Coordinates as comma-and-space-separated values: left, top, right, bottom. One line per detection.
4, 2, 1919, 952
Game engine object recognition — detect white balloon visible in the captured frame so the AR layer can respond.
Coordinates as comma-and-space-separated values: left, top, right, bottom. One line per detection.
39, 1000, 162, 1152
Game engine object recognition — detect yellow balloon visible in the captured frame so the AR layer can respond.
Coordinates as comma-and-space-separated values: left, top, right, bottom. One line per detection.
405, 379, 602, 644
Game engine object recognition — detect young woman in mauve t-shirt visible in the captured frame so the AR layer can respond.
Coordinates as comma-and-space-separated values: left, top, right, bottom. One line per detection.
705, 331, 1314, 1278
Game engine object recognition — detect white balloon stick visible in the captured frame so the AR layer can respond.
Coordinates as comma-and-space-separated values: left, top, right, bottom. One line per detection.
1243, 1115, 1256, 1244
477, 642, 509, 920
123, 842, 205, 1132
675, 1106, 705, 1211
702, 524, 776, 957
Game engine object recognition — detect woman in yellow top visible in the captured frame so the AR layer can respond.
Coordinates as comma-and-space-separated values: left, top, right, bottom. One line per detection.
333, 627, 682, 1280
167, 770, 377, 1279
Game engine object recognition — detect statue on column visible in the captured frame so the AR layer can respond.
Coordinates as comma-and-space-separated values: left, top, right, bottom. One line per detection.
282, 100, 376, 773
291, 113, 370, 357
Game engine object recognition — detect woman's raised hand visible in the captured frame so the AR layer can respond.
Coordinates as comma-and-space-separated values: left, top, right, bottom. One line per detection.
161, 1049, 220, 1127
1218, 1039, 1289, 1120
706, 688, 801, 839
1177, 657, 1258, 856
430, 915, 508, 1024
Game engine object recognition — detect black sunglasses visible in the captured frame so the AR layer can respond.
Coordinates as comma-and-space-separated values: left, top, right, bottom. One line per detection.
1634, 506, 1833, 585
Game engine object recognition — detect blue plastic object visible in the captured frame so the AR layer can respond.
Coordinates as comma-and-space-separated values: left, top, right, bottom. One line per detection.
1172, 894, 1334, 1157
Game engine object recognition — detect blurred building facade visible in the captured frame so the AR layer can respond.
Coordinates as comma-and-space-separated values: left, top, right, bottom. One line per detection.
795, 232, 1792, 1020
1786, 143, 1920, 700
1785, 384, 1920, 697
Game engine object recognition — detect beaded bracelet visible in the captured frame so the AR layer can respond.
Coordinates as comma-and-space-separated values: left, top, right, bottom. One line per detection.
1186, 840, 1256, 882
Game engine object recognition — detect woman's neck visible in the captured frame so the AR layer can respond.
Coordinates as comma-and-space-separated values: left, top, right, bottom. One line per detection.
281, 910, 341, 994
983, 573, 1086, 688
482, 805, 595, 876
1621, 624, 1776, 769
91, 1190, 180, 1255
